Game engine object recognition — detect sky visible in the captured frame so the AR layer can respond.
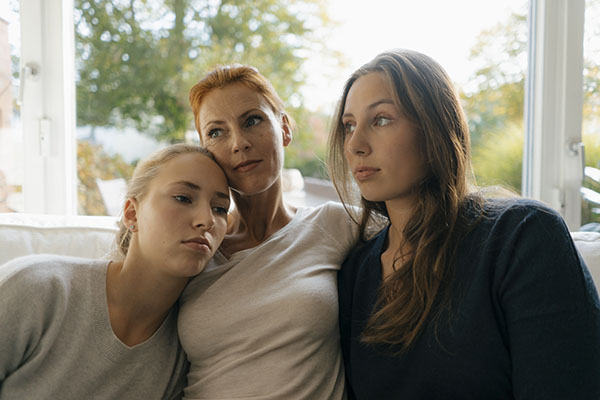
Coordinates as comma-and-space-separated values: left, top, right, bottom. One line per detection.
302, 0, 528, 112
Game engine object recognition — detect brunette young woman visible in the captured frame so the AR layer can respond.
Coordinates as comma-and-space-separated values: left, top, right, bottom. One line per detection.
180, 65, 357, 399
329, 49, 600, 399
0, 144, 229, 399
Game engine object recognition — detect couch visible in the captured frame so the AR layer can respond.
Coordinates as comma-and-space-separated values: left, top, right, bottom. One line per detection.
1, 212, 599, 292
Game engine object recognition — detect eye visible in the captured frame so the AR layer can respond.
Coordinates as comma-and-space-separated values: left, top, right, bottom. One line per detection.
212, 206, 229, 215
207, 128, 223, 139
374, 115, 392, 127
245, 115, 263, 128
173, 195, 192, 204
343, 122, 356, 135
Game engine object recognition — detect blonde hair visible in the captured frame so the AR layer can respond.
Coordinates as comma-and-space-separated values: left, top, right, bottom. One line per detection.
328, 49, 483, 352
116, 143, 214, 256
189, 64, 288, 141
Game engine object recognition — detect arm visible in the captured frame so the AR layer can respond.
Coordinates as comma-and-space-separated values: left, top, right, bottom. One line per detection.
0, 258, 48, 382
497, 206, 600, 399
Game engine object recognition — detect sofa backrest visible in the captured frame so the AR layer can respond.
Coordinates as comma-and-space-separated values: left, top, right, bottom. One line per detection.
1, 212, 599, 292
0, 213, 118, 265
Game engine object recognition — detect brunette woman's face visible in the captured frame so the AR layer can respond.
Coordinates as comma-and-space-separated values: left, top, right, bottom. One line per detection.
197, 83, 292, 196
342, 72, 426, 206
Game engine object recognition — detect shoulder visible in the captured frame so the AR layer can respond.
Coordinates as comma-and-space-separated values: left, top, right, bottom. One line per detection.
296, 201, 355, 223
485, 197, 560, 219
341, 225, 388, 274
475, 197, 566, 237
0, 254, 104, 298
293, 201, 359, 250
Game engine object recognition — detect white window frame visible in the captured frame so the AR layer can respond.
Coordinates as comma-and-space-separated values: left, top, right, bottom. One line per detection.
523, 0, 586, 230
21, 0, 588, 224
20, 0, 76, 214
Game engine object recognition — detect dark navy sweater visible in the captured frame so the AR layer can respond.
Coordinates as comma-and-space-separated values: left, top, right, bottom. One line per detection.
338, 199, 600, 399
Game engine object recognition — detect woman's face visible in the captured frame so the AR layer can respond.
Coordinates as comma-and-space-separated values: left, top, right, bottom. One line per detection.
126, 153, 230, 278
342, 72, 426, 206
197, 83, 292, 196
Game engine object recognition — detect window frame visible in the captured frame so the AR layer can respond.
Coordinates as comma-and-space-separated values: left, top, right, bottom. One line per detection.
523, 0, 586, 230
20, 0, 76, 214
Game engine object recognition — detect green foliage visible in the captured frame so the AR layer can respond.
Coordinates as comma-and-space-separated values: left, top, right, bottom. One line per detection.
74, 0, 328, 143
471, 123, 523, 193
77, 140, 134, 215
462, 7, 600, 200
75, 0, 333, 213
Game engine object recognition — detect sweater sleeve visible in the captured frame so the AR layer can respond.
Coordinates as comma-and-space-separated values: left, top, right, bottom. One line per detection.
494, 204, 600, 399
0, 257, 64, 382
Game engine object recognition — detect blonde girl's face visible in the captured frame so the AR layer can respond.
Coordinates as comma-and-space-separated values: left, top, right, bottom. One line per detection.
197, 82, 292, 196
127, 153, 230, 278
342, 72, 426, 207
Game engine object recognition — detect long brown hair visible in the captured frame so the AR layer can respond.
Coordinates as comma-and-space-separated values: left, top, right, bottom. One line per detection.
327, 49, 482, 351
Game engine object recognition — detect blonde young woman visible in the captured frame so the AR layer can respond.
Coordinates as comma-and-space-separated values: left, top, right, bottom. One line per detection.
179, 65, 357, 399
0, 144, 230, 400
329, 49, 600, 399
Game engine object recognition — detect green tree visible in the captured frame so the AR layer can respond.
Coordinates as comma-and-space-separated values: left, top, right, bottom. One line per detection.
462, 5, 600, 194
74, 0, 334, 214
75, 0, 330, 142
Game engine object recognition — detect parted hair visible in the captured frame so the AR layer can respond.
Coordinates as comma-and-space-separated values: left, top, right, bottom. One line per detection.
327, 49, 482, 352
116, 143, 214, 256
189, 64, 286, 141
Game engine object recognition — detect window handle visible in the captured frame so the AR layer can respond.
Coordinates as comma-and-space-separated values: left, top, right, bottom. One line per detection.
17, 62, 40, 106
569, 141, 585, 182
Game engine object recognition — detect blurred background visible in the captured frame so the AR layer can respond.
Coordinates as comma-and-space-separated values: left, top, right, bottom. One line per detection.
1, 0, 599, 228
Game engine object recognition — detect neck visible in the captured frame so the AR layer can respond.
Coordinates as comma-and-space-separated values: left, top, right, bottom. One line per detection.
386, 195, 416, 235
106, 255, 187, 346
230, 178, 296, 245
380, 197, 417, 278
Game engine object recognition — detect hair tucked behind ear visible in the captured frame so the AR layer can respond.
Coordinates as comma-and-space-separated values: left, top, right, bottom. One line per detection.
327, 49, 484, 352
116, 144, 214, 257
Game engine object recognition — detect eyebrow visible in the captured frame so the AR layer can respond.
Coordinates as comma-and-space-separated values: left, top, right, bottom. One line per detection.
239, 108, 261, 119
171, 181, 229, 200
342, 98, 395, 119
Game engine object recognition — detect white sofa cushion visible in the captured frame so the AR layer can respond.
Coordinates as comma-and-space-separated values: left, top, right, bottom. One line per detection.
0, 213, 118, 265
571, 231, 600, 291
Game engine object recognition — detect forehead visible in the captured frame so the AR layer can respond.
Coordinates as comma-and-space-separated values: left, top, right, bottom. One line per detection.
152, 153, 227, 188
345, 72, 395, 111
199, 82, 272, 120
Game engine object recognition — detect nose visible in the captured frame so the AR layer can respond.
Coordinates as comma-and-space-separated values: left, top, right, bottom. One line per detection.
345, 124, 370, 157
193, 205, 215, 231
231, 128, 252, 153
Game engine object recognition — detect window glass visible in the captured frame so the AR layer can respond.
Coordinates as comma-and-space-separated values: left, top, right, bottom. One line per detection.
581, 0, 600, 228
0, 0, 22, 213
74, 0, 527, 215
306, 0, 528, 195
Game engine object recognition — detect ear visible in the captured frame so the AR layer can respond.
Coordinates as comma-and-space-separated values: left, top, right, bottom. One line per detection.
281, 113, 293, 147
122, 198, 139, 229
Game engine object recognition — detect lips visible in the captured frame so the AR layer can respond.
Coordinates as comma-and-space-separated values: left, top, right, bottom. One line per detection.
182, 237, 211, 252
354, 166, 380, 181
234, 159, 262, 172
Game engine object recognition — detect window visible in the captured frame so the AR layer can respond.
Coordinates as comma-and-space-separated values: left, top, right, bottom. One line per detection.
8, 0, 591, 228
